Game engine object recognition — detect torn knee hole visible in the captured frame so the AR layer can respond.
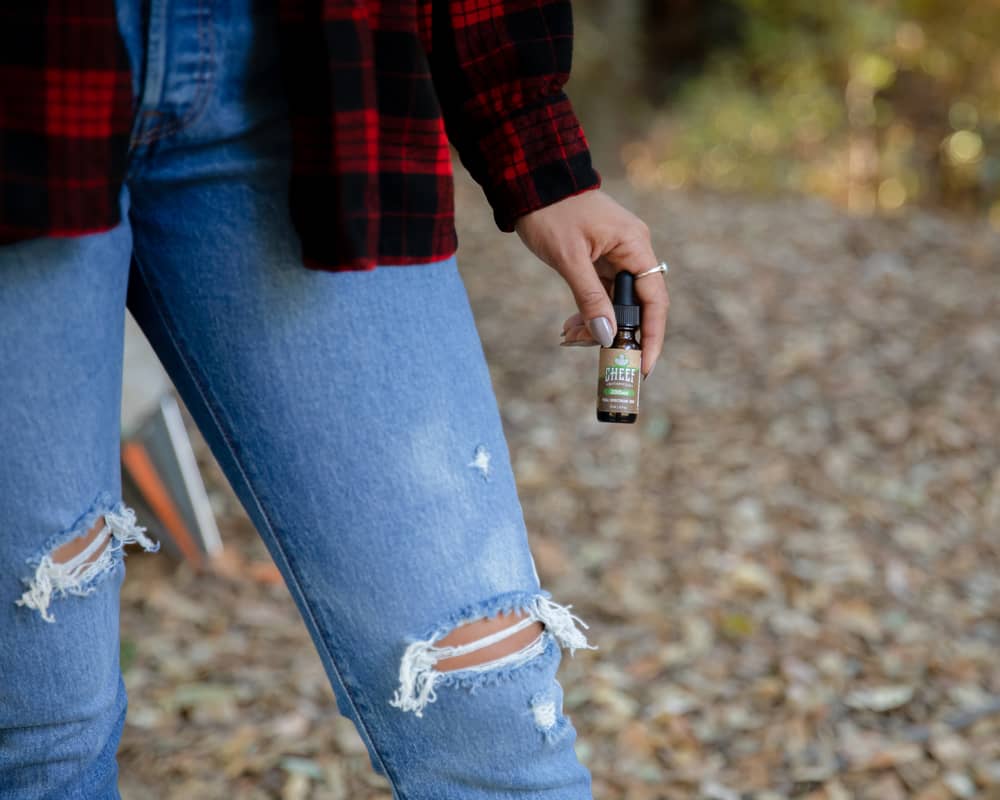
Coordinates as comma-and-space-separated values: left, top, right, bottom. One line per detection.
389, 593, 598, 717
51, 516, 110, 566
16, 494, 159, 623
433, 611, 546, 673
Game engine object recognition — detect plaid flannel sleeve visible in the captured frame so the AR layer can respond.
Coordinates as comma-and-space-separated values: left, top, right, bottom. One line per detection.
0, 2, 133, 243
427, 0, 601, 232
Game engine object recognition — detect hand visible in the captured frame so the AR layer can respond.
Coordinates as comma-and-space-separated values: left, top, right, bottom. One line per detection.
514, 189, 669, 378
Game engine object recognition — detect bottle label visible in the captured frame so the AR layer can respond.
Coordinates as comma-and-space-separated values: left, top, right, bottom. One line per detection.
597, 348, 641, 415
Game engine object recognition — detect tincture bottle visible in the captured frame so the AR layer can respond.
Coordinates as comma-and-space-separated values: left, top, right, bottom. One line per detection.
597, 271, 642, 424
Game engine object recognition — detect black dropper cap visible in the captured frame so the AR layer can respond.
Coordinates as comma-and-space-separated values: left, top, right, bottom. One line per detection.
612, 271, 640, 328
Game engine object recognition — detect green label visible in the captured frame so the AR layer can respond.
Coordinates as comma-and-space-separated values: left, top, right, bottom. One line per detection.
597, 348, 641, 414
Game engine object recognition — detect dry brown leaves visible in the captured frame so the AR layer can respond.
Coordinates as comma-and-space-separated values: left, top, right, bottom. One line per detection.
118, 178, 1000, 799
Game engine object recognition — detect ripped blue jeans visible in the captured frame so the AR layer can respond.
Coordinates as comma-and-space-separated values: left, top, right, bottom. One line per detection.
0, 0, 596, 797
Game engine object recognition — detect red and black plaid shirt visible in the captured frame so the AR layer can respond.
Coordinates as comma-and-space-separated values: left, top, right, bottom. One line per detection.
0, 1, 600, 271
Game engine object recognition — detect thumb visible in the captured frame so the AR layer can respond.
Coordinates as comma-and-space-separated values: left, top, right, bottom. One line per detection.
562, 255, 616, 348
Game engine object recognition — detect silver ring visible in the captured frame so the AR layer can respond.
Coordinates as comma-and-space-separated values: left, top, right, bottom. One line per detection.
636, 260, 669, 280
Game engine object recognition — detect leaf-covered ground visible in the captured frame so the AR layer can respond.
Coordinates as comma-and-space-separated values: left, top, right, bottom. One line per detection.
118, 178, 1000, 799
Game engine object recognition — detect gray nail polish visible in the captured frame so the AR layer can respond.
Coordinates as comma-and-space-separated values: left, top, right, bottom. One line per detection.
587, 316, 614, 348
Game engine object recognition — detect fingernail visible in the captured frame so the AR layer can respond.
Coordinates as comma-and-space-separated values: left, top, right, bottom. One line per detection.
587, 316, 614, 347
644, 363, 655, 379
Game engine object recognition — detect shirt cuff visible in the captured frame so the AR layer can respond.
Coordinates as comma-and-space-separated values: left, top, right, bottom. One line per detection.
476, 91, 602, 232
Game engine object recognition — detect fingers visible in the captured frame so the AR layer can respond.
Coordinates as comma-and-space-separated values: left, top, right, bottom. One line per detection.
561, 311, 584, 334
599, 226, 668, 377
559, 250, 669, 369
634, 276, 670, 376
560, 319, 598, 346
557, 250, 617, 347
561, 277, 669, 363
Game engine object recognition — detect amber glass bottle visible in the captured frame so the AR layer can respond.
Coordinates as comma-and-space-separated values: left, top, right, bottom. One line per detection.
597, 272, 641, 424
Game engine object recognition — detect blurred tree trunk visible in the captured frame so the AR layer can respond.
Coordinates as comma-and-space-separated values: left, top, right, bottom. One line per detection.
642, 0, 745, 104
570, 0, 744, 162
570, 0, 645, 159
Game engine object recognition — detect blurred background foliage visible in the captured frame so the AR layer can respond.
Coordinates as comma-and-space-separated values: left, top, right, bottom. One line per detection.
571, 0, 1000, 228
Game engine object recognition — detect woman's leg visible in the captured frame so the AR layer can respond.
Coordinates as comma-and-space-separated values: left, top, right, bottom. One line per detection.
0, 207, 157, 799
126, 217, 596, 796
116, 0, 597, 791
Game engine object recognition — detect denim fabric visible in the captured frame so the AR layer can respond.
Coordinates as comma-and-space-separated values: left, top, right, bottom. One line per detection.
0, 0, 596, 798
